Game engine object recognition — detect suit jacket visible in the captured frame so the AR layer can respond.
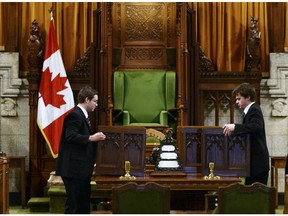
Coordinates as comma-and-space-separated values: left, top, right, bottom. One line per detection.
56, 106, 96, 180
234, 103, 269, 177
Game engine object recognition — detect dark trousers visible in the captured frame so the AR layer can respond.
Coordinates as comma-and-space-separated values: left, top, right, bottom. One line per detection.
245, 171, 269, 185
62, 176, 91, 214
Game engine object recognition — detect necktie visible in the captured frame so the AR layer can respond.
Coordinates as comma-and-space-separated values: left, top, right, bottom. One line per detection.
86, 117, 91, 127
242, 113, 246, 124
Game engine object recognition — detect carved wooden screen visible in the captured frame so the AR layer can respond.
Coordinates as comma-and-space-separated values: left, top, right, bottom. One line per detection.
177, 126, 202, 173
178, 126, 250, 177
95, 126, 146, 177
201, 127, 250, 177
113, 2, 176, 69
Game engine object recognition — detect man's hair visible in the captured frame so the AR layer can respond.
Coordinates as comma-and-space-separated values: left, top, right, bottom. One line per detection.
232, 82, 256, 102
77, 86, 98, 103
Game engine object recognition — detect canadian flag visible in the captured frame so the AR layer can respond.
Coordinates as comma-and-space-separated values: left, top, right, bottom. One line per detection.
37, 18, 75, 158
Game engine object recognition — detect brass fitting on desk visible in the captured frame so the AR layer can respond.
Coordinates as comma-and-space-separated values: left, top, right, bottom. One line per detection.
204, 162, 220, 180
119, 161, 136, 180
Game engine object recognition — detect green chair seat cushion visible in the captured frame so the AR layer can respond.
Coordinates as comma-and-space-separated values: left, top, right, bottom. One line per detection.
28, 197, 50, 206
48, 185, 66, 196
146, 136, 161, 143
28, 197, 50, 213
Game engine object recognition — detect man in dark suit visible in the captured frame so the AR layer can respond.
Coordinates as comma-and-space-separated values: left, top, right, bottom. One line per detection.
223, 82, 269, 185
56, 86, 106, 214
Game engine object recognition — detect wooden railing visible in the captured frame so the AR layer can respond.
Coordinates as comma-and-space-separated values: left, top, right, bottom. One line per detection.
0, 155, 9, 214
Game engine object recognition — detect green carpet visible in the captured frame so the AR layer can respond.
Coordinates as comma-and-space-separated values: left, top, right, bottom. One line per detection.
8, 205, 285, 214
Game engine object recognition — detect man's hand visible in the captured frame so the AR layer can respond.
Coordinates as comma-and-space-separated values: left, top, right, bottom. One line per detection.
223, 124, 235, 136
89, 132, 106, 142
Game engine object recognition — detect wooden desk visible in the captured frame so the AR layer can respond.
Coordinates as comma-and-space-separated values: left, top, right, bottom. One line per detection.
93, 174, 241, 211
271, 156, 286, 207
7, 156, 26, 209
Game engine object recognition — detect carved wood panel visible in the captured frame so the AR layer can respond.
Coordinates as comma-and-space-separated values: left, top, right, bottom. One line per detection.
201, 128, 250, 177
95, 126, 146, 177
177, 126, 202, 173
178, 126, 250, 177
113, 2, 176, 69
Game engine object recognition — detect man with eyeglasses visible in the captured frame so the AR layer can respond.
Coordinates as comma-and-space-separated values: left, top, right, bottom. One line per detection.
56, 85, 106, 214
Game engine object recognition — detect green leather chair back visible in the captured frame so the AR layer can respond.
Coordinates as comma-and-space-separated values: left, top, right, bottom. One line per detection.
216, 182, 276, 214
113, 70, 176, 126
112, 182, 170, 214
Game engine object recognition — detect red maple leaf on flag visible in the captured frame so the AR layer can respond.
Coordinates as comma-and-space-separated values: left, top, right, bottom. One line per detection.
39, 67, 68, 108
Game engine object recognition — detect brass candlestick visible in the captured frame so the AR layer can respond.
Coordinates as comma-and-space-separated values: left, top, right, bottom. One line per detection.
204, 162, 220, 180
120, 160, 136, 180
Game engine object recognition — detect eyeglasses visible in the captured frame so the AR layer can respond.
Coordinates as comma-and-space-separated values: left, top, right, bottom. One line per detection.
91, 99, 98, 103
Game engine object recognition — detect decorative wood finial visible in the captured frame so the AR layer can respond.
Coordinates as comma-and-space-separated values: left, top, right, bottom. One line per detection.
49, 7, 55, 20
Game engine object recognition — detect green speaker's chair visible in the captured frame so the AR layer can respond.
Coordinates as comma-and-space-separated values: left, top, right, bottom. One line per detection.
112, 70, 177, 130
112, 182, 170, 214
215, 182, 276, 214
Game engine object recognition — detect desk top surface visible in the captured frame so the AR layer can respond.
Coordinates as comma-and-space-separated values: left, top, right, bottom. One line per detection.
95, 174, 240, 182
93, 173, 241, 191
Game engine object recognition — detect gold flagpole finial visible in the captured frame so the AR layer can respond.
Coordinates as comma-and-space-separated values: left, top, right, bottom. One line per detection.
48, 7, 55, 20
